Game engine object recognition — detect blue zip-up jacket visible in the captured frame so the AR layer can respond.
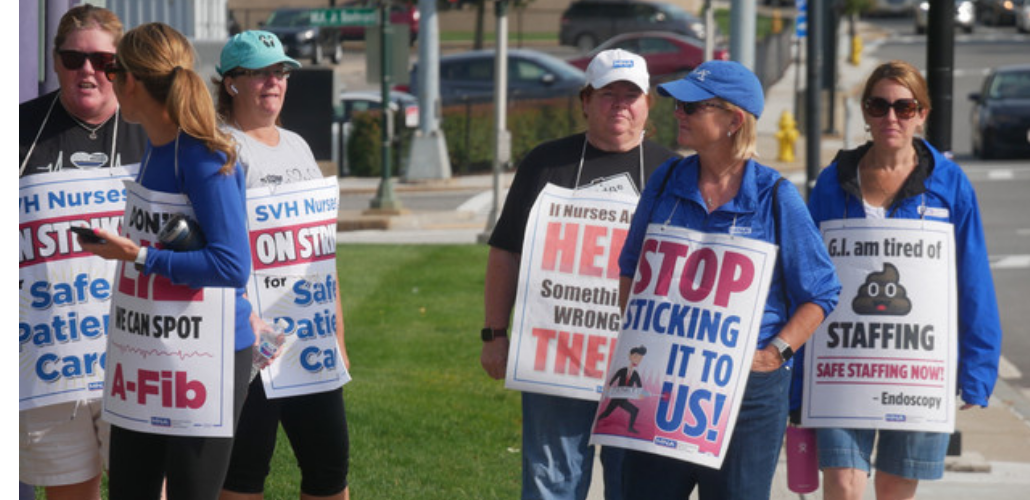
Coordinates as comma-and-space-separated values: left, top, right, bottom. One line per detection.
807, 139, 1002, 407
619, 155, 841, 356
136, 133, 255, 352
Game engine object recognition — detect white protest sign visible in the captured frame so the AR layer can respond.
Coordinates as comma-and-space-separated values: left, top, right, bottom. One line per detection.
590, 223, 776, 470
19, 168, 135, 410
505, 184, 639, 400
103, 181, 235, 437
245, 177, 350, 398
802, 218, 957, 432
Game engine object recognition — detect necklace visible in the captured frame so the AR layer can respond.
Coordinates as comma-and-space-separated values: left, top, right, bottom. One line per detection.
69, 112, 114, 140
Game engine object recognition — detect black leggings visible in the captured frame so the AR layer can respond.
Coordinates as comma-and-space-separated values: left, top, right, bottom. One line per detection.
107, 348, 251, 500
222, 379, 349, 496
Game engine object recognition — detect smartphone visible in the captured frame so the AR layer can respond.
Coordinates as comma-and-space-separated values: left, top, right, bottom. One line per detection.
70, 226, 105, 244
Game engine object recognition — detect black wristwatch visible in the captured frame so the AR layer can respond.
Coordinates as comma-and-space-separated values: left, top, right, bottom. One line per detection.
481, 327, 507, 342
770, 337, 794, 363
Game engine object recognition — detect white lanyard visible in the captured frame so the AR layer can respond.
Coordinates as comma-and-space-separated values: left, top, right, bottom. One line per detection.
573, 132, 646, 191
20, 92, 120, 176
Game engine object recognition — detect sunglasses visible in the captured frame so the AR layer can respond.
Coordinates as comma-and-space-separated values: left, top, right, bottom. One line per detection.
675, 100, 728, 115
864, 97, 921, 119
57, 50, 116, 71
230, 67, 292, 80
103, 62, 125, 83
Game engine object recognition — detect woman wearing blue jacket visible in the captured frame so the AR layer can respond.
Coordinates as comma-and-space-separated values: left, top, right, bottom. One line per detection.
617, 61, 841, 500
807, 60, 1002, 500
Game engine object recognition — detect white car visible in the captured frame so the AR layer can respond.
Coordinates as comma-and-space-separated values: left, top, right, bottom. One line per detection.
1017, 2, 1030, 32
915, 0, 976, 34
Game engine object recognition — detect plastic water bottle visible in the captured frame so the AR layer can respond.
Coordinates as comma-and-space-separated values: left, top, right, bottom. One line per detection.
786, 425, 819, 493
250, 318, 287, 382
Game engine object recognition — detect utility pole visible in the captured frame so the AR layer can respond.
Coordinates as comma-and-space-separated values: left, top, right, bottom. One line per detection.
405, 0, 453, 180
729, 0, 756, 70
479, 0, 511, 243
926, 0, 955, 155
369, 0, 402, 211
805, 0, 822, 197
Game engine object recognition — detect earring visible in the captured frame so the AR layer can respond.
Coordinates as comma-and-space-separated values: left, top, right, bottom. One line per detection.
230, 84, 239, 95
727, 130, 733, 137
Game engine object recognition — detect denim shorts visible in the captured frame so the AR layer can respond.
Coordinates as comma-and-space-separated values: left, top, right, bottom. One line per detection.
816, 428, 949, 480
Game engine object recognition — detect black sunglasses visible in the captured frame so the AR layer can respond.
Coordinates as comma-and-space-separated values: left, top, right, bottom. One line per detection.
864, 97, 921, 119
103, 62, 125, 83
675, 100, 728, 115
230, 67, 292, 80
57, 50, 116, 71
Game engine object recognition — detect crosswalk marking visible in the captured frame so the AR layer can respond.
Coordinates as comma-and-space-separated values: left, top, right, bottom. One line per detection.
992, 255, 1030, 270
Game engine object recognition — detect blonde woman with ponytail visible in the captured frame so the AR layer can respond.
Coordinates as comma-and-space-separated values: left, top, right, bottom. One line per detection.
78, 23, 254, 500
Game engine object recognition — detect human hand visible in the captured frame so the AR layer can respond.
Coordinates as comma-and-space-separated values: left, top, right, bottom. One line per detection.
480, 337, 510, 380
78, 228, 140, 263
751, 345, 783, 373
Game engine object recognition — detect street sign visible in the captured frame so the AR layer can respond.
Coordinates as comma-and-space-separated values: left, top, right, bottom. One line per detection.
309, 8, 377, 27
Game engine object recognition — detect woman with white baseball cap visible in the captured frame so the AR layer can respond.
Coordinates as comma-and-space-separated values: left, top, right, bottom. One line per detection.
615, 60, 841, 499
213, 31, 351, 500
481, 48, 677, 500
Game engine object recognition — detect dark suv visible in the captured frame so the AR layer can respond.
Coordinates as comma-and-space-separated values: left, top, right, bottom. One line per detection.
263, 8, 342, 65
559, 0, 709, 52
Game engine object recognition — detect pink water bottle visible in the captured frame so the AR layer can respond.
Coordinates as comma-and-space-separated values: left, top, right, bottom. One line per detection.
786, 425, 819, 493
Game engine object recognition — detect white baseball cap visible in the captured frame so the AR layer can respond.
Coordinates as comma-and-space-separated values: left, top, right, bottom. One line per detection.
584, 49, 650, 94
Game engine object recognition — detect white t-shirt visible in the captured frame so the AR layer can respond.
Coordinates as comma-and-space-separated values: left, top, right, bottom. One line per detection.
230, 127, 324, 188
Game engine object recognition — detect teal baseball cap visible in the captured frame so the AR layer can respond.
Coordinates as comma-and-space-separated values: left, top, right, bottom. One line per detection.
217, 30, 301, 76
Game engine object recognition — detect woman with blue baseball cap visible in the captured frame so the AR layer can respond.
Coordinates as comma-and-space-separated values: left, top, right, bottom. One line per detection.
615, 60, 840, 499
213, 31, 351, 500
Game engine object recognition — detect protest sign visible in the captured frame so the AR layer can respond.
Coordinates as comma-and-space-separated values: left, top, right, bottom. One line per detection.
103, 181, 235, 437
505, 184, 639, 400
802, 219, 957, 432
590, 223, 776, 469
245, 177, 350, 398
19, 168, 135, 410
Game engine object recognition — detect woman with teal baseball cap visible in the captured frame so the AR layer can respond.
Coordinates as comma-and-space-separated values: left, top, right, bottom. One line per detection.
214, 31, 351, 500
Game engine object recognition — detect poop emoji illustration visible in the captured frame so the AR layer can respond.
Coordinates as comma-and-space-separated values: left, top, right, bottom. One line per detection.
852, 263, 911, 316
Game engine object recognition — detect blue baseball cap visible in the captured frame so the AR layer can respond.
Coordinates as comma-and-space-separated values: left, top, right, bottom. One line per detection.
656, 60, 764, 119
217, 30, 301, 76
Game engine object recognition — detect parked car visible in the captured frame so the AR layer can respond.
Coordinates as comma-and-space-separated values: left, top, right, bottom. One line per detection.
558, 0, 711, 52
263, 8, 342, 65
408, 49, 588, 106
335, 90, 420, 175
968, 63, 1030, 159
1017, 1, 1030, 31
868, 0, 917, 15
914, 0, 975, 34
339, 0, 420, 45
566, 31, 729, 82
976, 0, 1026, 25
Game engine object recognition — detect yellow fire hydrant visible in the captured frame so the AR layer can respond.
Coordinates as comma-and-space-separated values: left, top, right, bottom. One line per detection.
775, 110, 800, 163
850, 34, 863, 66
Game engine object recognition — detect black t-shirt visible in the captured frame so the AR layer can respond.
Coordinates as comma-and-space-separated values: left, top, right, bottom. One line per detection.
489, 132, 678, 253
20, 90, 147, 178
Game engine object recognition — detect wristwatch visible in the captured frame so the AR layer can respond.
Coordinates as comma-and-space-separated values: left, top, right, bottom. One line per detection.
770, 337, 794, 363
134, 246, 148, 272
481, 327, 507, 342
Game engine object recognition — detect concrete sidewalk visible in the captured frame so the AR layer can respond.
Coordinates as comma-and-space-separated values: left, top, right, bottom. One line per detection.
330, 18, 1030, 500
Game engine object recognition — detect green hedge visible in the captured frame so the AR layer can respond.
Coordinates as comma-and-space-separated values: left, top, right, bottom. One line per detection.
347, 96, 681, 177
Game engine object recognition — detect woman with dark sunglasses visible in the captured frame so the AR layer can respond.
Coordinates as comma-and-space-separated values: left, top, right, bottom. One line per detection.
20, 3, 145, 177
804, 60, 1001, 499
18, 5, 146, 500
615, 60, 840, 500
78, 22, 254, 500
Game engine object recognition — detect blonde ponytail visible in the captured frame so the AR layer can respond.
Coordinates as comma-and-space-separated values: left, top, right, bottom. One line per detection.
117, 23, 237, 173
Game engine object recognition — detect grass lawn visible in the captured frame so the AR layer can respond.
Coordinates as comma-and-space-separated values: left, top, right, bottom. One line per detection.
42, 244, 520, 500
265, 244, 522, 499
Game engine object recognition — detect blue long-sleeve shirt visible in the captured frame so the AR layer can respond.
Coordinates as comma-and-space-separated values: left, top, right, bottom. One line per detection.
619, 155, 841, 355
807, 139, 1002, 407
136, 133, 254, 351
